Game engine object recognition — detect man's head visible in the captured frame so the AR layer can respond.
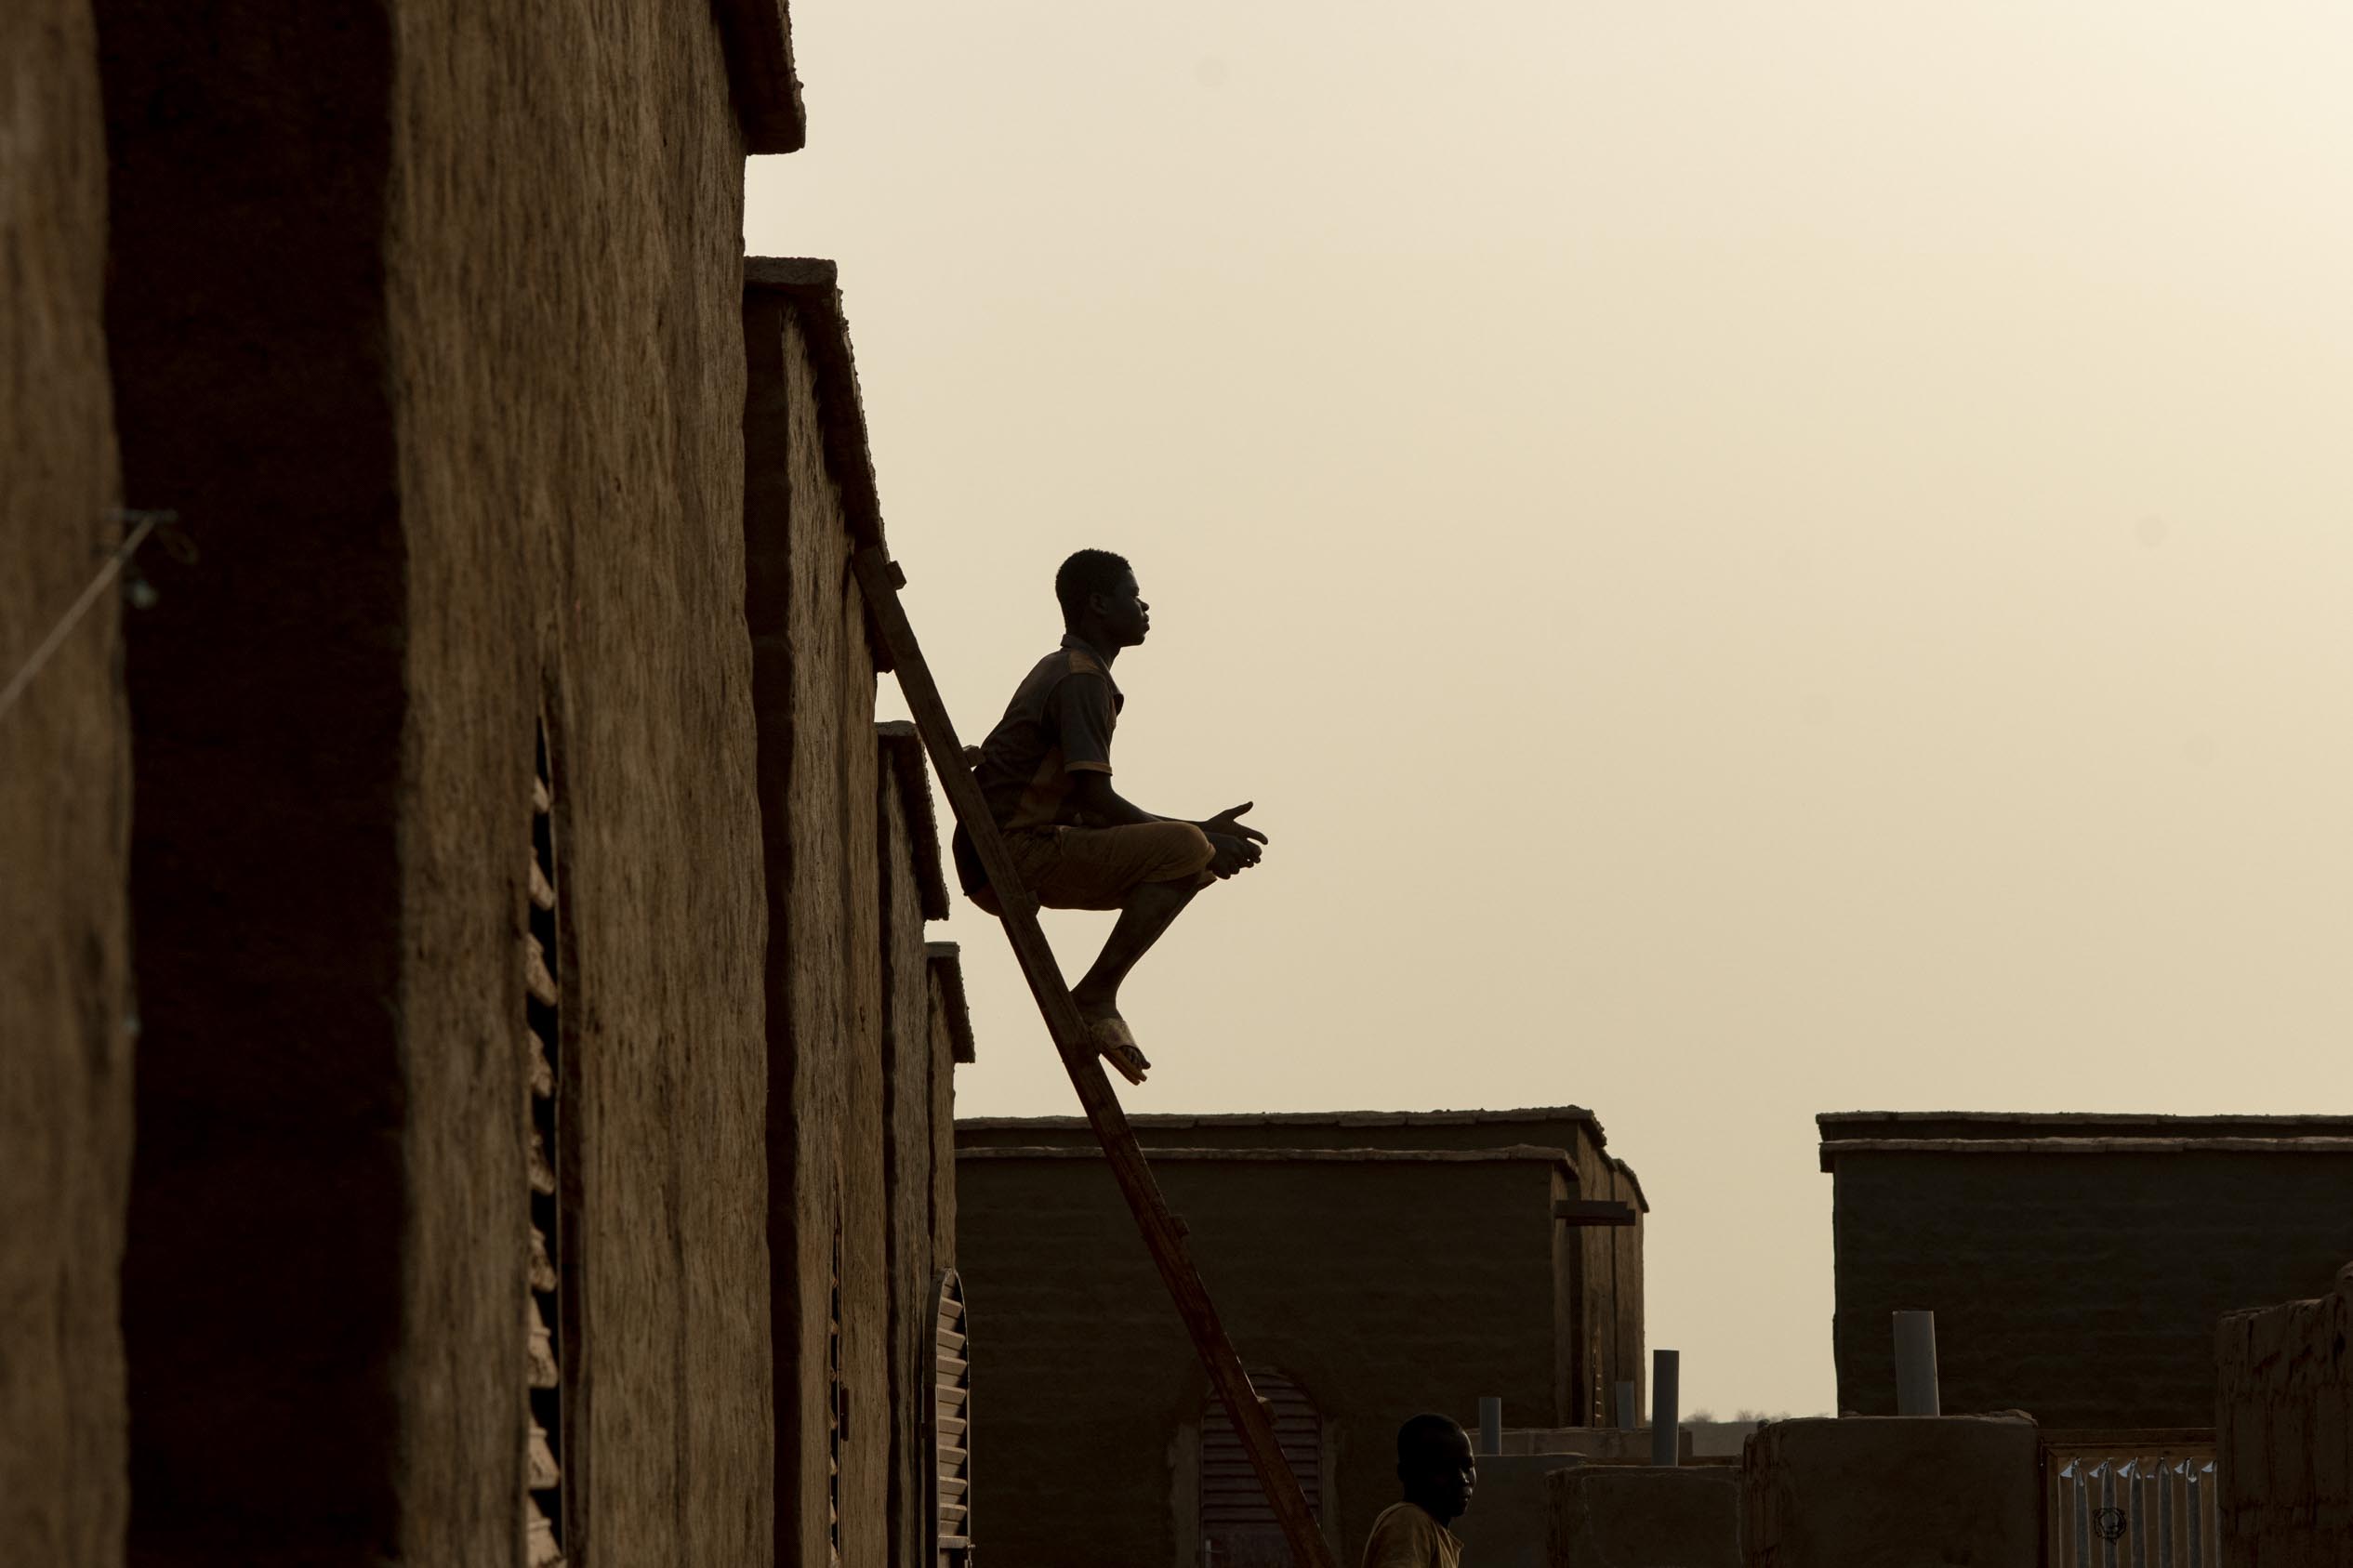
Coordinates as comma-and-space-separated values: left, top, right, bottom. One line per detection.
1055, 549, 1148, 649
1395, 1414, 1476, 1524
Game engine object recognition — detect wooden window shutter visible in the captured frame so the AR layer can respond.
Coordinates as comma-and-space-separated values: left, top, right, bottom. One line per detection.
1200, 1371, 1321, 1567
829, 1222, 845, 1568
523, 725, 568, 1566
928, 1270, 972, 1567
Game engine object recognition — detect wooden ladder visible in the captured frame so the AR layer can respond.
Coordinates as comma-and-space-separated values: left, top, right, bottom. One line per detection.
852, 547, 1340, 1568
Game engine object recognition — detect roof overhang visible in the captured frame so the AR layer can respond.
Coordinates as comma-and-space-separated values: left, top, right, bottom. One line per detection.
1817, 1111, 2353, 1173
743, 257, 891, 668
925, 942, 975, 1063
879, 722, 949, 920
713, 0, 806, 153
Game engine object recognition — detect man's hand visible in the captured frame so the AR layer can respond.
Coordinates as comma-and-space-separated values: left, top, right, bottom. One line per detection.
1199, 802, 1268, 847
1206, 833, 1262, 878
1199, 802, 1265, 878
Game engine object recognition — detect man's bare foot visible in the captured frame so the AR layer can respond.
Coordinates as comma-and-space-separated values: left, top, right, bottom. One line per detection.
1082, 1012, 1150, 1085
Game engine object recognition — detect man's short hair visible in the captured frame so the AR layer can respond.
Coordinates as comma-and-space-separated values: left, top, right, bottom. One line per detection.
1396, 1413, 1464, 1467
1055, 549, 1132, 625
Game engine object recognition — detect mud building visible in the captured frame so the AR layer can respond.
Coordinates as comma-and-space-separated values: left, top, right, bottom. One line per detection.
1821, 1111, 2353, 1427
4, 3, 975, 1565
953, 1107, 1646, 1568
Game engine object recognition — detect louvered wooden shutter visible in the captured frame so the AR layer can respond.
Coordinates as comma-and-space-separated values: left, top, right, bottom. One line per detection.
523, 730, 568, 1566
928, 1270, 972, 1567
829, 1224, 845, 1567
1200, 1372, 1320, 1568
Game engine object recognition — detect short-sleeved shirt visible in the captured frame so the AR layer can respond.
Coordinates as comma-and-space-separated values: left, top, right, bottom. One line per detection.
1360, 1502, 1461, 1568
955, 635, 1123, 892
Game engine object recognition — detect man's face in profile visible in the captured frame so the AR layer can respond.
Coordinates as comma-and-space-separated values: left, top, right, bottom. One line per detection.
1403, 1424, 1476, 1523
1094, 571, 1149, 647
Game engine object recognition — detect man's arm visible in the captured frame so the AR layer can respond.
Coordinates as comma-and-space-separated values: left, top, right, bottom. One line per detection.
1048, 671, 1266, 873
1066, 773, 1265, 876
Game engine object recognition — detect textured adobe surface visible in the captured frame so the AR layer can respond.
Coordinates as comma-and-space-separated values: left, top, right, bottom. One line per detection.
0, 2, 130, 1563
1548, 1465, 1740, 1568
96, 2, 774, 1561
1447, 1454, 1581, 1568
879, 726, 957, 1568
2216, 1262, 2353, 1564
746, 279, 963, 1568
746, 294, 868, 1568
1822, 1125, 2353, 1425
389, 7, 773, 1562
957, 1145, 1575, 1567
958, 1107, 1648, 1424
1742, 1416, 2038, 1567
881, 754, 934, 1568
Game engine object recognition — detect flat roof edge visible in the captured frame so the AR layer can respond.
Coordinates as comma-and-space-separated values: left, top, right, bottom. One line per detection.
1819, 1110, 2353, 1130
958, 1105, 1600, 1131
1819, 1135, 2353, 1172
958, 1142, 1582, 1173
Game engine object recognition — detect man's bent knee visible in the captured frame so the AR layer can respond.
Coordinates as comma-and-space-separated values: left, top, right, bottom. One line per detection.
1152, 821, 1216, 881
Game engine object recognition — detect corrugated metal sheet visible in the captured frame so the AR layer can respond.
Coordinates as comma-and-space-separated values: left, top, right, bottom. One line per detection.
2046, 1439, 2219, 1567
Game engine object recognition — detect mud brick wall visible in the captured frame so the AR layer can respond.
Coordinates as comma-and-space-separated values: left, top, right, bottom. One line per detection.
956, 1147, 1570, 1568
1547, 1465, 1740, 1568
2217, 1263, 2353, 1565
1742, 1415, 2040, 1567
876, 725, 955, 1568
746, 271, 930, 1568
0, 3, 131, 1563
92, 2, 783, 1561
927, 948, 971, 1270
958, 1108, 1647, 1423
1827, 1148, 2353, 1426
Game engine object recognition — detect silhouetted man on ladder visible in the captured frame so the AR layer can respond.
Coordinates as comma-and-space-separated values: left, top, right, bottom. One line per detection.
952, 548, 1266, 1084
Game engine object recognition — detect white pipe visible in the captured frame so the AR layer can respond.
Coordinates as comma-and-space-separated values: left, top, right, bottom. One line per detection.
1650, 1351, 1680, 1466
1893, 1311, 1940, 1416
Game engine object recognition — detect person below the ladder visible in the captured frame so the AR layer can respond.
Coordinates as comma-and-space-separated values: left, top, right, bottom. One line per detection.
1361, 1415, 1475, 1568
953, 548, 1266, 1085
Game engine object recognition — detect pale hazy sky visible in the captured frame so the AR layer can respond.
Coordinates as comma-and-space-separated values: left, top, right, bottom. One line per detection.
747, 3, 2353, 1416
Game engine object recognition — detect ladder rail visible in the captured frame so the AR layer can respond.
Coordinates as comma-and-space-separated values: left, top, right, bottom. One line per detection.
851, 547, 1339, 1568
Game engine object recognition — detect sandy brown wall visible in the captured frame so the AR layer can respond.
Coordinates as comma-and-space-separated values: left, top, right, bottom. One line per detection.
839, 681, 888, 1568
0, 4, 130, 1564
386, 3, 774, 1562
879, 742, 941, 1568
97, 3, 412, 1559
956, 1153, 1562, 1568
745, 293, 892, 1568
2216, 1263, 2353, 1564
1831, 1152, 2353, 1426
958, 1112, 1644, 1427
96, 2, 774, 1562
927, 968, 962, 1269
1609, 1165, 1646, 1423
